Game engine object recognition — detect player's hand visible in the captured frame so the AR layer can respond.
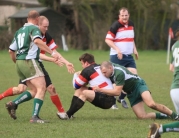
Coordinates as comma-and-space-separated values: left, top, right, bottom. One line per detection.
55, 59, 64, 67
117, 52, 123, 60
76, 71, 81, 75
134, 52, 139, 60
66, 63, 75, 74
93, 86, 100, 92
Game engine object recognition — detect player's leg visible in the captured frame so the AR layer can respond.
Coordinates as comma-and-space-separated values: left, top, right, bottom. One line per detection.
170, 88, 179, 114
0, 81, 26, 100
5, 81, 36, 120
118, 55, 137, 108
147, 122, 179, 138
28, 76, 47, 123
141, 91, 177, 119
88, 91, 116, 109
65, 87, 88, 119
132, 102, 158, 119
40, 61, 66, 118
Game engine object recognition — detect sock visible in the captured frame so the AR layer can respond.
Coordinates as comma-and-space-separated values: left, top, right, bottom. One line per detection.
155, 112, 169, 119
67, 97, 84, 118
50, 95, 65, 112
170, 112, 178, 120
69, 95, 78, 109
32, 98, 43, 116
119, 92, 126, 100
12, 91, 32, 105
158, 125, 163, 134
0, 87, 13, 100
162, 122, 179, 132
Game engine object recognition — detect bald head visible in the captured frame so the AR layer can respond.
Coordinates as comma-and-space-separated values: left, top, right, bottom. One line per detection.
27, 10, 39, 25
39, 16, 49, 25
28, 10, 40, 19
100, 61, 112, 69
38, 16, 49, 34
100, 61, 113, 78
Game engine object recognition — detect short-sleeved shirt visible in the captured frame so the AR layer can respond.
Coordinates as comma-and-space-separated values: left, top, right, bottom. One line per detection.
38, 32, 58, 62
110, 63, 141, 94
105, 20, 135, 55
170, 41, 179, 89
9, 23, 42, 60
40, 32, 58, 54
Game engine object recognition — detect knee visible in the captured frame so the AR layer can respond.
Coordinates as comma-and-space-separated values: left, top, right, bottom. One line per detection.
136, 114, 147, 119
147, 102, 157, 109
47, 85, 56, 95
13, 87, 22, 95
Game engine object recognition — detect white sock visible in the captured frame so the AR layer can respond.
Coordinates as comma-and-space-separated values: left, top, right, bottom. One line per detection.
158, 124, 163, 134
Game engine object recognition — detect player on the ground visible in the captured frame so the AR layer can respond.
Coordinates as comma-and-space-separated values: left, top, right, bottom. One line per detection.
59, 53, 116, 119
94, 61, 179, 120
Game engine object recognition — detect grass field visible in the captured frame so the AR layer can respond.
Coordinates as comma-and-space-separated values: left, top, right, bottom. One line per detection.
0, 50, 178, 138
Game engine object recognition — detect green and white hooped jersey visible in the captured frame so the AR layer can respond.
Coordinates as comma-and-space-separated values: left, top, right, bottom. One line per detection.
9, 23, 42, 60
170, 41, 179, 89
110, 63, 141, 94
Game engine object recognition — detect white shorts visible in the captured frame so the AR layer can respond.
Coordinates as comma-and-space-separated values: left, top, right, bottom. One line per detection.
170, 88, 179, 114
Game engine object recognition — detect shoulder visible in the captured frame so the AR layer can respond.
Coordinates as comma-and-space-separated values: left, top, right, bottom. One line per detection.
45, 32, 52, 38
111, 20, 121, 27
128, 20, 134, 26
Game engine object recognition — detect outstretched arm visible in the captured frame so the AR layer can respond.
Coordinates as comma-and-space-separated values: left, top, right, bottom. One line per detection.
39, 53, 63, 67
53, 49, 75, 74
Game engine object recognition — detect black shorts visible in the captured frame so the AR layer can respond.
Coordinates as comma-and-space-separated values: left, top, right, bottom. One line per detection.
19, 80, 27, 85
18, 62, 52, 88
91, 92, 115, 109
39, 61, 52, 87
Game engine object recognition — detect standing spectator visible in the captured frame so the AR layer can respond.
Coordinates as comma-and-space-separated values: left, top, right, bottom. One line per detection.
5, 10, 59, 123
105, 7, 139, 109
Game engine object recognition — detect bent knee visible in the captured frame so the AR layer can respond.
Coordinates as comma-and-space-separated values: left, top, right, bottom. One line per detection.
147, 102, 157, 109
13, 87, 24, 94
136, 114, 148, 119
47, 85, 56, 95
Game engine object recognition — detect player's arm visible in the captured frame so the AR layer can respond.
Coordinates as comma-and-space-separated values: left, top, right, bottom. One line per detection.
39, 53, 63, 67
105, 22, 122, 59
39, 53, 56, 62
9, 37, 17, 63
94, 85, 123, 96
53, 49, 75, 74
133, 42, 139, 60
34, 38, 55, 55
9, 49, 16, 63
169, 64, 174, 72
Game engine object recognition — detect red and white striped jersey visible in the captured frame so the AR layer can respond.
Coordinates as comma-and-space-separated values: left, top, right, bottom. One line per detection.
40, 32, 58, 54
73, 63, 113, 90
106, 20, 135, 55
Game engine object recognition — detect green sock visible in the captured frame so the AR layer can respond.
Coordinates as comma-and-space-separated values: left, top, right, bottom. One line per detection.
162, 122, 179, 132
13, 91, 32, 105
32, 98, 43, 116
155, 112, 169, 119
170, 112, 177, 120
